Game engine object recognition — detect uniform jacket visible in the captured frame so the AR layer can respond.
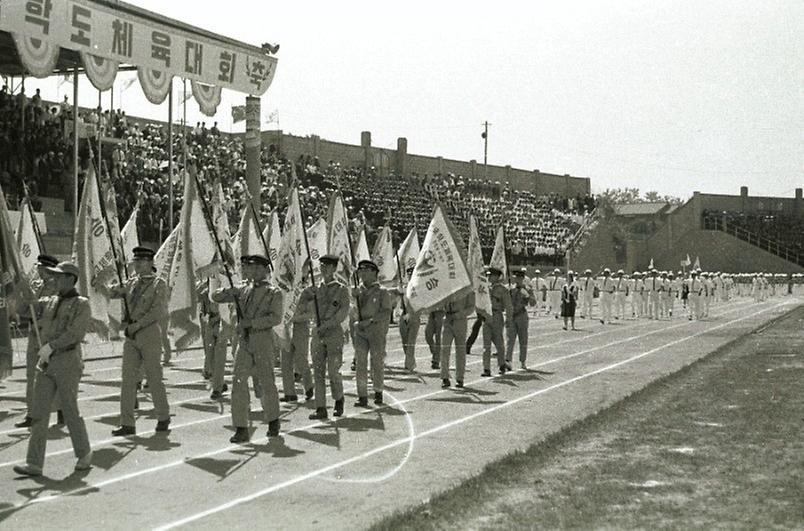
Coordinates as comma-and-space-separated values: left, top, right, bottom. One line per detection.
110, 274, 168, 334
311, 278, 350, 335
37, 289, 90, 354
212, 280, 283, 332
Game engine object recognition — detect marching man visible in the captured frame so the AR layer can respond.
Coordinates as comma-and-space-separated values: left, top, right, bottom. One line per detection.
579, 269, 595, 320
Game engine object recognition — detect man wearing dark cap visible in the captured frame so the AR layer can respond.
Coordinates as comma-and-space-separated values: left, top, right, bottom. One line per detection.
507, 267, 536, 370
398, 266, 420, 372
547, 268, 564, 318
15, 254, 61, 428
108, 246, 172, 436
579, 269, 595, 320
308, 254, 349, 420
353, 259, 395, 406
13, 262, 93, 476
482, 267, 512, 375
213, 254, 283, 442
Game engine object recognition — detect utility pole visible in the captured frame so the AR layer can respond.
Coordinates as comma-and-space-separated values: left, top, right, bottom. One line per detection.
481, 121, 490, 179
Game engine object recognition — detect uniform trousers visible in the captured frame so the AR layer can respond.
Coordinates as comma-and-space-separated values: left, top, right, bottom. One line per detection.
440, 313, 467, 381
281, 320, 313, 396
482, 311, 506, 371
232, 331, 279, 427
614, 292, 627, 319
580, 294, 594, 318
600, 292, 613, 322
354, 321, 386, 397
120, 325, 170, 426
505, 311, 529, 363
399, 313, 420, 370
311, 330, 344, 409
424, 314, 443, 364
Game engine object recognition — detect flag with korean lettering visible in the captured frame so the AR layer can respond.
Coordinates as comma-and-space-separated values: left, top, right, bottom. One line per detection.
262, 209, 281, 275
306, 218, 328, 283
16, 199, 40, 280
489, 225, 507, 281
372, 226, 397, 288
274, 188, 306, 344
233, 205, 265, 281
325, 192, 353, 288
154, 223, 179, 282
72, 162, 114, 334
0, 185, 35, 379
396, 227, 419, 284
405, 205, 472, 314
468, 215, 492, 317
109, 205, 140, 334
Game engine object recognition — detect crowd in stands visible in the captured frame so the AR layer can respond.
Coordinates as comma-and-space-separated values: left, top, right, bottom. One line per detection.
0, 85, 597, 263
702, 209, 804, 259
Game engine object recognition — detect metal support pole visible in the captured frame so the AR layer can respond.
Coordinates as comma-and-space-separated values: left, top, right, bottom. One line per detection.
168, 84, 174, 231
483, 120, 489, 180
72, 67, 79, 213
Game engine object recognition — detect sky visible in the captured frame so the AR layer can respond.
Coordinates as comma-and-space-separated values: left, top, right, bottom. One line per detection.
20, 0, 804, 200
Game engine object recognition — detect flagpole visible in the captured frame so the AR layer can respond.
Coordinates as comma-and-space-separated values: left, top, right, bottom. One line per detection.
21, 181, 45, 254
242, 187, 273, 272
297, 191, 322, 328
168, 83, 174, 233
501, 224, 511, 288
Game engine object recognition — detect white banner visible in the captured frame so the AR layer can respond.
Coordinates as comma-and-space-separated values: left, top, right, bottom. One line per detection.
15, 200, 39, 280
372, 225, 397, 288
396, 227, 420, 284
306, 218, 328, 283
490, 225, 508, 280
468, 215, 492, 317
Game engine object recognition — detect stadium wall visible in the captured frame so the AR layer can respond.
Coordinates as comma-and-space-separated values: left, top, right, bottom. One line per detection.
260, 130, 590, 196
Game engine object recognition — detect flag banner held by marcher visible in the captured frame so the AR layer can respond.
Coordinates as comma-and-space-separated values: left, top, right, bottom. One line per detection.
490, 225, 507, 281
355, 228, 370, 263
396, 227, 420, 284
468, 215, 492, 317
16, 198, 40, 281
372, 225, 396, 287
306, 218, 328, 282
325, 192, 353, 289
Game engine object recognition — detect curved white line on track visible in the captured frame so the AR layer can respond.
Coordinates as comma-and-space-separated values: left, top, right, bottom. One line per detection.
152, 301, 792, 531
322, 389, 416, 484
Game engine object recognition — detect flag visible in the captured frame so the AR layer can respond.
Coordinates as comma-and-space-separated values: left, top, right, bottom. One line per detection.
109, 206, 140, 332
648, 258, 654, 270
325, 192, 353, 288
154, 223, 179, 282
0, 186, 34, 378
683, 254, 692, 267
208, 182, 234, 325
372, 226, 397, 288
121, 77, 137, 92
231, 105, 246, 124
262, 209, 281, 272
489, 225, 508, 281
396, 227, 420, 284
16, 199, 40, 280
306, 218, 328, 283
72, 163, 116, 334
693, 256, 701, 270
232, 205, 265, 280
264, 109, 279, 124
355, 228, 370, 263
274, 188, 307, 343
405, 205, 472, 314
468, 215, 492, 317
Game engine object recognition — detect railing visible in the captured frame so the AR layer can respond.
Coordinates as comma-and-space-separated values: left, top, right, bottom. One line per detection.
702, 215, 803, 266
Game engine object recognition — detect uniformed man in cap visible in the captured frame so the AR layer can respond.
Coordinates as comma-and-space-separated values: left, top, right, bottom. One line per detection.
579, 269, 595, 320
613, 270, 628, 320
546, 268, 563, 318
530, 269, 545, 314
630, 271, 642, 318
398, 266, 420, 371
281, 262, 314, 403
15, 254, 62, 429
353, 259, 395, 406
308, 254, 349, 420
506, 267, 536, 369
213, 254, 283, 442
482, 267, 512, 375
647, 268, 662, 320
598, 268, 614, 324
13, 261, 93, 477
688, 269, 703, 320
109, 246, 171, 436
665, 272, 679, 317
440, 288, 475, 388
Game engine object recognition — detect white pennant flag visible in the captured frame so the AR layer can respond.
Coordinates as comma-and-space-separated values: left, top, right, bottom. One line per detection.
326, 192, 353, 288
16, 199, 39, 280
233, 205, 265, 281
275, 188, 307, 344
109, 206, 140, 329
405, 205, 472, 314
355, 228, 370, 263
306, 218, 328, 283
468, 215, 492, 317
154, 223, 179, 282
396, 227, 420, 284
262, 209, 282, 274
372, 226, 397, 288
489, 225, 508, 281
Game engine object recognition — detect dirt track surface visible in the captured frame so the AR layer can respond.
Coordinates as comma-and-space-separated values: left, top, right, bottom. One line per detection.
0, 296, 799, 529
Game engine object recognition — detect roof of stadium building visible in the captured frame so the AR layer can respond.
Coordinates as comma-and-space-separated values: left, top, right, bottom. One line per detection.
0, 0, 277, 113
614, 202, 672, 216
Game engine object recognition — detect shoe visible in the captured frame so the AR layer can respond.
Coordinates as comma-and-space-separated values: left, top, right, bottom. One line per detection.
456, 380, 464, 388
155, 419, 171, 432
56, 410, 65, 426
13, 463, 42, 477
599, 319, 604, 324
308, 407, 328, 420
112, 425, 136, 437
222, 383, 229, 393
431, 361, 440, 370
75, 450, 93, 471
305, 387, 314, 401
267, 419, 280, 437
520, 362, 527, 370
374, 391, 383, 405
441, 379, 451, 388
334, 399, 344, 417
505, 362, 513, 371
562, 325, 567, 330
202, 371, 212, 380
14, 416, 33, 428
280, 395, 298, 403
210, 390, 222, 400
499, 366, 507, 375
229, 427, 249, 443
481, 370, 492, 377
354, 396, 369, 407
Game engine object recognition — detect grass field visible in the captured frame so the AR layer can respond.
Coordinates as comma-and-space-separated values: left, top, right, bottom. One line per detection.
372, 305, 804, 530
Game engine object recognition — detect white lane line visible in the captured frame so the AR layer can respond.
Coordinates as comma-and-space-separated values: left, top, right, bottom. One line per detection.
0, 298, 769, 502
154, 301, 790, 530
